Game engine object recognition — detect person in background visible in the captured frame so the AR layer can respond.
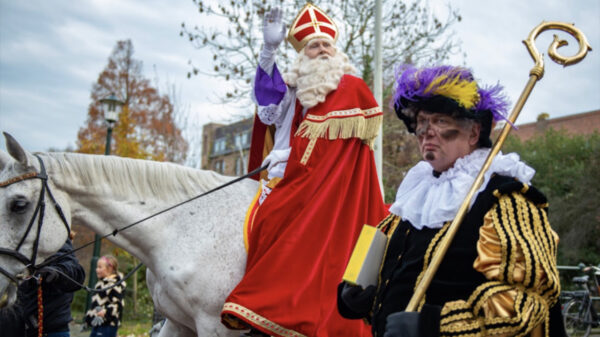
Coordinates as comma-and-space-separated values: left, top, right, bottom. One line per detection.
338, 64, 564, 337
0, 236, 85, 337
85, 255, 126, 337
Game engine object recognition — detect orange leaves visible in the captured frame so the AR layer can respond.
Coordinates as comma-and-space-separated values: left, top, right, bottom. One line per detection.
76, 40, 188, 163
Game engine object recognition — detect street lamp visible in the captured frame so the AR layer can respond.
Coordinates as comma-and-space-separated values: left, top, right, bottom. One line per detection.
99, 93, 124, 155
85, 92, 124, 312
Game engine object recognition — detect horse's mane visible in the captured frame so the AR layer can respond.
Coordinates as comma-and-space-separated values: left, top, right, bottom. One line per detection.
40, 152, 233, 201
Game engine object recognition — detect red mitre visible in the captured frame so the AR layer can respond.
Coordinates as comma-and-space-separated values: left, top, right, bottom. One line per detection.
287, 3, 338, 52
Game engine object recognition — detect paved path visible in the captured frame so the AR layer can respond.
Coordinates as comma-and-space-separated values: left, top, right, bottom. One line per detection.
69, 322, 89, 337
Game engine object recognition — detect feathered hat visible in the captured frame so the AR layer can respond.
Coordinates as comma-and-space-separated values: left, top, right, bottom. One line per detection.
287, 3, 338, 53
393, 64, 511, 147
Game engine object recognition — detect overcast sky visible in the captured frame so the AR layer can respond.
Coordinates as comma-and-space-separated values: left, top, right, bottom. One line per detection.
1, 0, 598, 163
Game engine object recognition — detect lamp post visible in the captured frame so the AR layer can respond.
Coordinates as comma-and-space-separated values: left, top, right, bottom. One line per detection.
85, 92, 124, 312
100, 93, 123, 155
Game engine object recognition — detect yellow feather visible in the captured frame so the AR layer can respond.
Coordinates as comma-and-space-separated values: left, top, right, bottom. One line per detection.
424, 74, 480, 109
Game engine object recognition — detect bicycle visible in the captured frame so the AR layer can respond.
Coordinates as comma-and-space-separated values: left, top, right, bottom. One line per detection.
561, 264, 600, 337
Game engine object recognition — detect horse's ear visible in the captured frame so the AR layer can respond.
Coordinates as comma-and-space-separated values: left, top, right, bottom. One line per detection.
3, 132, 31, 167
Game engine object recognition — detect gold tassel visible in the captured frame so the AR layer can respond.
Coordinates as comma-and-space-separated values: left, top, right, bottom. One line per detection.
295, 111, 382, 150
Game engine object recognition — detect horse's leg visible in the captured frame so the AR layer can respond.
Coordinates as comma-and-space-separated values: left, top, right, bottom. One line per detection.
157, 319, 197, 337
194, 312, 241, 337
149, 267, 240, 336
147, 268, 197, 331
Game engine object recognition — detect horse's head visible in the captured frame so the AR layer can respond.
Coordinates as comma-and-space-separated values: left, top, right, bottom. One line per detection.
0, 132, 71, 308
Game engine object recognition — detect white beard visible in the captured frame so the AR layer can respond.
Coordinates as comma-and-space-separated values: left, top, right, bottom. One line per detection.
284, 50, 356, 109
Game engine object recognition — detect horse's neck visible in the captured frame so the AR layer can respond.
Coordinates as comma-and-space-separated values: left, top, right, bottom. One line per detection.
41, 152, 232, 267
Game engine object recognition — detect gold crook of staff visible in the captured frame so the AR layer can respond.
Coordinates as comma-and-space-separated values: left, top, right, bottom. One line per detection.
405, 21, 592, 312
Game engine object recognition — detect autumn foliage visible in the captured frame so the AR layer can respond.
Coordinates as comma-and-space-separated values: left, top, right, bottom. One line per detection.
77, 40, 188, 163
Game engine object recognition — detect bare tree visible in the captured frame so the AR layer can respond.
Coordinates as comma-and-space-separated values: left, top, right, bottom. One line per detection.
181, 0, 462, 106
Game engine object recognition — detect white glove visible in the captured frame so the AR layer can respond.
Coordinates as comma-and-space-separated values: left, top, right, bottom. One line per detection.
91, 307, 105, 327
262, 148, 291, 172
91, 315, 104, 326
263, 7, 286, 50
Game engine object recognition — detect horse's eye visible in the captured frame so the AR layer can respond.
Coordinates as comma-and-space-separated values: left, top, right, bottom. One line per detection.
10, 197, 30, 214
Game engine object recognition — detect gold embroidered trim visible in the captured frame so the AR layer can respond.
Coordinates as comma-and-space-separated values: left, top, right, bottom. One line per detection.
491, 192, 560, 304
222, 302, 307, 337
372, 214, 401, 317
413, 221, 451, 309
440, 283, 540, 336
438, 191, 559, 337
295, 108, 382, 149
514, 193, 534, 288
300, 138, 317, 165
304, 107, 382, 121
435, 189, 560, 337
376, 213, 398, 234
520, 184, 529, 194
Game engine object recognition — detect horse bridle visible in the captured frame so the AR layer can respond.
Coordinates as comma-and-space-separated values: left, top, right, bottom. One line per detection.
0, 155, 70, 284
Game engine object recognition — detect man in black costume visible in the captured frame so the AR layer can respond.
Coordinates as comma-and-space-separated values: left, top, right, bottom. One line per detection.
338, 65, 564, 337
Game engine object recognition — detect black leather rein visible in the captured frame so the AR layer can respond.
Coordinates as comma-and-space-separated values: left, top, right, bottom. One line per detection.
0, 155, 70, 283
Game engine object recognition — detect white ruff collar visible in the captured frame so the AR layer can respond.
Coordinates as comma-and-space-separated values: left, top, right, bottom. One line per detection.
389, 149, 535, 230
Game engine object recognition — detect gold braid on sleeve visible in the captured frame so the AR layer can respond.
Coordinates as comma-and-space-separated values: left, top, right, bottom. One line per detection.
438, 187, 560, 337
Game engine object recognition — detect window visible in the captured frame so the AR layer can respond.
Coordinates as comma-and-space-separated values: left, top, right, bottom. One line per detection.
214, 160, 225, 174
213, 138, 226, 154
234, 131, 251, 149
243, 131, 250, 147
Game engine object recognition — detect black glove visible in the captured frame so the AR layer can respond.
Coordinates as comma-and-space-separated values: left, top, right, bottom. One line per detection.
384, 312, 420, 337
37, 266, 60, 283
384, 305, 442, 337
339, 282, 376, 316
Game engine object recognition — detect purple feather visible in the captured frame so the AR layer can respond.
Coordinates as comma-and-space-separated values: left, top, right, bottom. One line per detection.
393, 64, 511, 125
476, 83, 511, 122
392, 64, 474, 110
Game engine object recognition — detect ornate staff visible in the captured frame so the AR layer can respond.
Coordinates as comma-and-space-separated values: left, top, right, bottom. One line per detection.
405, 21, 592, 312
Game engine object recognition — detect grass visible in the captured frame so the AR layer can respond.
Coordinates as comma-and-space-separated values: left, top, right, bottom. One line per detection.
71, 310, 153, 337
119, 319, 153, 336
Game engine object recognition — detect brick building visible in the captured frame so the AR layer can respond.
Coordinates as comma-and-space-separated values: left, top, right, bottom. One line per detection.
201, 117, 254, 176
511, 109, 600, 141
201, 110, 599, 178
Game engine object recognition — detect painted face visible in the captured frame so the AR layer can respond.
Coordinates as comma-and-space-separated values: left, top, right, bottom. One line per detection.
416, 111, 480, 172
304, 38, 336, 59
96, 258, 113, 279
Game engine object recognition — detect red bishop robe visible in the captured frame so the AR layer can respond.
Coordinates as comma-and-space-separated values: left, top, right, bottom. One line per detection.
222, 74, 387, 337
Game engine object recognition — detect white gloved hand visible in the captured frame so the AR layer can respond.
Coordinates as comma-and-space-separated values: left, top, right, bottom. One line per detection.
91, 315, 104, 327
262, 148, 290, 172
263, 7, 286, 50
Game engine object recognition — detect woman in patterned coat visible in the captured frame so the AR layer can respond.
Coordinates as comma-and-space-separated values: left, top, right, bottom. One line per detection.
85, 255, 126, 337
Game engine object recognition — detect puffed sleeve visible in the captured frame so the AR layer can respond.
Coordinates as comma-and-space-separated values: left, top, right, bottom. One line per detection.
437, 189, 560, 337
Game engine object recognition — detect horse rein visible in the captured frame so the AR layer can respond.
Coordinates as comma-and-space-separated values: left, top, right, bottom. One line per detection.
0, 155, 71, 284
1, 155, 267, 285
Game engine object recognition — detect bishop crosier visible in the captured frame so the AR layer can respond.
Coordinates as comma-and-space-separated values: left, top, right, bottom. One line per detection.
221, 3, 387, 337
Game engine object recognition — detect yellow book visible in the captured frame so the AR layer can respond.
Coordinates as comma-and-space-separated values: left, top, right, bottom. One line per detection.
342, 224, 388, 287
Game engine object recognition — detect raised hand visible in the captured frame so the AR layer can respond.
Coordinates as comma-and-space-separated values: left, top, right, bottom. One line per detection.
263, 7, 286, 49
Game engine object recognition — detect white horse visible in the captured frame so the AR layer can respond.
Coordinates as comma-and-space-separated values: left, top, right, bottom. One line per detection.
0, 132, 258, 337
